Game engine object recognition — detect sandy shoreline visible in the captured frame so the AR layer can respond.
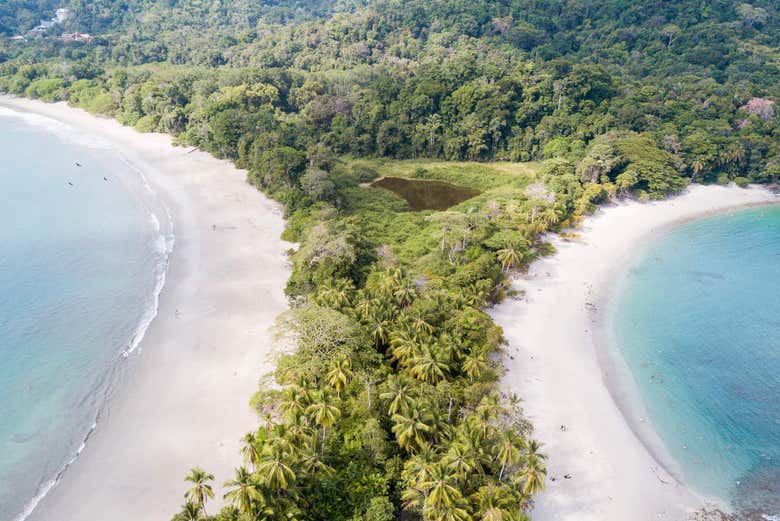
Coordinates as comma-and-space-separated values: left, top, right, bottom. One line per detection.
0, 95, 290, 521
492, 184, 778, 521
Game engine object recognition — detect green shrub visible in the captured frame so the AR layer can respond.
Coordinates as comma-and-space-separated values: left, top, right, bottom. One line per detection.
134, 114, 157, 132
351, 164, 380, 183
24, 78, 65, 102
86, 92, 116, 115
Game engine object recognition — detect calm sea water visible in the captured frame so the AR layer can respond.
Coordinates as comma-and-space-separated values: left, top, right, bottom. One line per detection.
612, 206, 780, 515
0, 108, 171, 520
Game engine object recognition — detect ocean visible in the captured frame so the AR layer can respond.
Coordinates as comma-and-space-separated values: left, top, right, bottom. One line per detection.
0, 107, 172, 520
611, 205, 780, 515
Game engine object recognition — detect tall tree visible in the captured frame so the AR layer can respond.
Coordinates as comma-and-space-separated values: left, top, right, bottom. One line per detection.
183, 467, 215, 517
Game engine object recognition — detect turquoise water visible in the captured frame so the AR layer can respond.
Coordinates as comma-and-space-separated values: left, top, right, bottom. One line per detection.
612, 206, 780, 515
0, 108, 171, 520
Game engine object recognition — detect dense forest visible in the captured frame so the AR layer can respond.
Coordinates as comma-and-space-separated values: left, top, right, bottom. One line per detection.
1, 1, 778, 520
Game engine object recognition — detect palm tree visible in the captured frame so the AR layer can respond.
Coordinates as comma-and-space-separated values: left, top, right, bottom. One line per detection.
495, 430, 524, 481
423, 114, 442, 155
403, 444, 437, 485
471, 482, 515, 521
298, 445, 335, 476
223, 466, 263, 515
538, 206, 559, 230
260, 412, 274, 435
421, 464, 462, 510
691, 159, 706, 181
179, 502, 202, 521
376, 269, 401, 298
517, 440, 547, 496
326, 357, 352, 397
184, 467, 215, 517
389, 330, 419, 368
466, 403, 497, 441
394, 279, 417, 307
316, 278, 353, 309
497, 244, 521, 273
443, 442, 477, 479
409, 344, 450, 384
275, 422, 312, 454
306, 391, 341, 452
278, 385, 310, 423
353, 297, 375, 322
369, 318, 391, 347
256, 446, 296, 493
518, 453, 546, 496
267, 428, 298, 457
423, 501, 473, 521
392, 406, 433, 452
429, 404, 455, 446
241, 432, 263, 471
727, 144, 746, 166
380, 375, 416, 416
462, 351, 489, 381
455, 425, 491, 475
401, 485, 427, 512
434, 337, 457, 367
410, 313, 435, 336
462, 282, 488, 308
525, 439, 546, 461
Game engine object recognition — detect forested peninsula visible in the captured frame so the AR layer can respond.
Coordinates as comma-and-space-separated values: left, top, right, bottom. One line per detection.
1, 1, 778, 520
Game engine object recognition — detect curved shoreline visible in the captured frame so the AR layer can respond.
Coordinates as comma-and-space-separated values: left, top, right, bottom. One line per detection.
9, 123, 178, 521
594, 198, 780, 512
492, 184, 778, 521
0, 95, 290, 521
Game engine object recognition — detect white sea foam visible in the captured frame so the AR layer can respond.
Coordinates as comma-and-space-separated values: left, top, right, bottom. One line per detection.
12, 420, 98, 521
15, 214, 175, 521
121, 241, 170, 357
118, 153, 175, 358
0, 106, 110, 149
7, 115, 176, 521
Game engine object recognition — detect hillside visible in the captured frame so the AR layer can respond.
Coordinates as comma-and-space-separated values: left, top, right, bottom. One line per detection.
2, 1, 778, 186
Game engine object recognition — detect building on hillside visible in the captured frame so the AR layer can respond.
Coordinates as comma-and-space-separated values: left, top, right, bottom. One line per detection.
26, 8, 70, 37
28, 20, 55, 35
60, 32, 94, 43
55, 8, 70, 23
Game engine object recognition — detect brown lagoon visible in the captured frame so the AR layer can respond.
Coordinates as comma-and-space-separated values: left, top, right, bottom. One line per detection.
371, 176, 480, 211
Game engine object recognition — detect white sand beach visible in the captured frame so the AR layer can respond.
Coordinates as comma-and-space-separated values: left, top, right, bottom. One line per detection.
0, 95, 290, 521
492, 184, 777, 521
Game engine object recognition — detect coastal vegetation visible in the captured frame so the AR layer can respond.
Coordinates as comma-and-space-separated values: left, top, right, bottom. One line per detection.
0, 0, 778, 519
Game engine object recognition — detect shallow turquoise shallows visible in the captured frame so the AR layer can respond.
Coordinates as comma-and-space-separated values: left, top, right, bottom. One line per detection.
611, 206, 780, 515
0, 109, 170, 520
